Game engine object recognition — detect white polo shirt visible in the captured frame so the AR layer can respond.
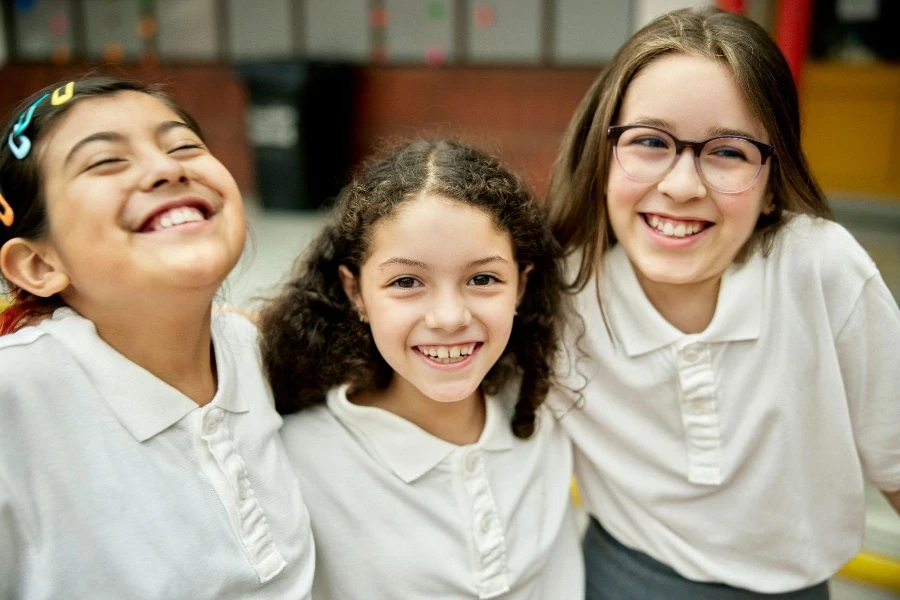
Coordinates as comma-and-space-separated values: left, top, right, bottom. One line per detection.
0, 308, 315, 599
281, 384, 584, 600
552, 215, 900, 593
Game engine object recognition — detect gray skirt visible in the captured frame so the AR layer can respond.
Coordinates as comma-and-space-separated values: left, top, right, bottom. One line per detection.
584, 518, 830, 600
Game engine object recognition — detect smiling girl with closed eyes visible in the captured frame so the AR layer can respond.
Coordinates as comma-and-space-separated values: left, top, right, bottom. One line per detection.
0, 78, 314, 598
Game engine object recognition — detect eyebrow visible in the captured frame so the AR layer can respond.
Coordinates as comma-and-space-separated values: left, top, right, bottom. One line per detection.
64, 120, 194, 166
377, 255, 510, 271
629, 118, 762, 142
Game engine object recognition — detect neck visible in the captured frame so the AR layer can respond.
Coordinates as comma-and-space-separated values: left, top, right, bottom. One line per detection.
353, 377, 486, 446
68, 292, 218, 406
636, 273, 721, 334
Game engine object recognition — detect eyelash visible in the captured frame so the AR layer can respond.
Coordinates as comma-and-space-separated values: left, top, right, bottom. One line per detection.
387, 274, 502, 289
84, 143, 204, 171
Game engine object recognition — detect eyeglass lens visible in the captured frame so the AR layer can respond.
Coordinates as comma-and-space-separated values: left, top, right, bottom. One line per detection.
614, 127, 764, 192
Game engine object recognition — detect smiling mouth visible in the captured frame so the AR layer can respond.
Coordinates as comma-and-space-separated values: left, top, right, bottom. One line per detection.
414, 342, 481, 364
642, 213, 712, 238
140, 204, 211, 233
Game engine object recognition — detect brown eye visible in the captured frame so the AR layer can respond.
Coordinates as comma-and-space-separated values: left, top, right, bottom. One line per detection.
469, 274, 499, 286
391, 277, 420, 289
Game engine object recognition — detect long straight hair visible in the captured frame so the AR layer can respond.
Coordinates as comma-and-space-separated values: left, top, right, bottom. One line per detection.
546, 7, 831, 294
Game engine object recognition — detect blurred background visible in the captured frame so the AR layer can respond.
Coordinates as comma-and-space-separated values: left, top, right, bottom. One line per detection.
0, 0, 897, 596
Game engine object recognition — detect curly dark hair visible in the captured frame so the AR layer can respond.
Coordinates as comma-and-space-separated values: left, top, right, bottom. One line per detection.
259, 139, 564, 439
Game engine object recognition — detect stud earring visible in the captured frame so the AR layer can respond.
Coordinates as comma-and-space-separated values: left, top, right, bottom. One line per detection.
359, 314, 368, 324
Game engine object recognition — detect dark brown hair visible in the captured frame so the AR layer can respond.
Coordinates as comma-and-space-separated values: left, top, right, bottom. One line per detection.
0, 77, 203, 333
259, 139, 565, 439
546, 7, 832, 293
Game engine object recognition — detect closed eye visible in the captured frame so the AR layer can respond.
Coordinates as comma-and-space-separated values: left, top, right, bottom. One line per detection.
169, 143, 205, 155
389, 276, 422, 289
85, 157, 126, 172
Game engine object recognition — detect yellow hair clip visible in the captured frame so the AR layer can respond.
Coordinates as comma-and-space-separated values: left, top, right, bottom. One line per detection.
0, 192, 14, 227
51, 82, 74, 106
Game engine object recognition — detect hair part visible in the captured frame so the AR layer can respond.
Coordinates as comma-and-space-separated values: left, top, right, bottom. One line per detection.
0, 76, 204, 333
546, 6, 832, 293
259, 139, 565, 439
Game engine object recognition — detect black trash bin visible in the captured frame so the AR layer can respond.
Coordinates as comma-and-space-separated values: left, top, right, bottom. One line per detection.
237, 62, 357, 211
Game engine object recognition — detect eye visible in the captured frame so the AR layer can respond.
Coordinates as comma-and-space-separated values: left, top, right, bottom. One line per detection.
85, 157, 125, 171
169, 143, 205, 155
468, 274, 500, 286
710, 146, 748, 160
632, 135, 670, 149
390, 276, 421, 289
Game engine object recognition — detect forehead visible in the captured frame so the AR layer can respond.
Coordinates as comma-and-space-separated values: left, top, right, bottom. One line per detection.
40, 91, 185, 161
619, 54, 767, 141
366, 193, 514, 264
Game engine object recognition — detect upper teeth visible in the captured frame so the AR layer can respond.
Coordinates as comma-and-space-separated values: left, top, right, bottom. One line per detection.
647, 214, 705, 238
152, 207, 205, 231
418, 344, 476, 359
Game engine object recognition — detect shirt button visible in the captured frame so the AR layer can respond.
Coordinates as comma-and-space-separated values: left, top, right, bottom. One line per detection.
688, 400, 707, 414
480, 515, 492, 534
682, 346, 700, 362
464, 452, 480, 475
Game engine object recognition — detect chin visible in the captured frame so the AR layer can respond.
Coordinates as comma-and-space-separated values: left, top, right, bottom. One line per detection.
419, 382, 480, 404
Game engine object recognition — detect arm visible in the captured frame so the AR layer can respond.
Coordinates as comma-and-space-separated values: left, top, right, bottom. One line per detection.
883, 489, 900, 516
0, 479, 23, 597
836, 274, 900, 502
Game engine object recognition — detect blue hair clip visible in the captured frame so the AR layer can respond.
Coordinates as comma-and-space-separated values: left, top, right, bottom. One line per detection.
7, 92, 50, 160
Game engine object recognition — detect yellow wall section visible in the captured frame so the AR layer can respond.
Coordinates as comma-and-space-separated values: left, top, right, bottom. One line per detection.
802, 63, 900, 200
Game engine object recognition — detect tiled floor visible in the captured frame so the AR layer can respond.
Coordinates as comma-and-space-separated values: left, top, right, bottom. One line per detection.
228, 197, 900, 599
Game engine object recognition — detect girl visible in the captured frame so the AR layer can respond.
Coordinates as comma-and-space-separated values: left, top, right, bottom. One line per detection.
260, 140, 584, 599
0, 78, 314, 598
545, 7, 900, 600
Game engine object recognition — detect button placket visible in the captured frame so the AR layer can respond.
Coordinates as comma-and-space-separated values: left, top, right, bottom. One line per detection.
458, 450, 510, 599
675, 342, 724, 486
199, 408, 286, 583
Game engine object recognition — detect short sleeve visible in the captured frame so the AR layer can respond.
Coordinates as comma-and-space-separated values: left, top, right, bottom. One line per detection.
836, 272, 900, 492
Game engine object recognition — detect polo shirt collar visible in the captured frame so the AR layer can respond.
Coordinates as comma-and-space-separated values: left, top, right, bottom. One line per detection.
603, 243, 764, 358
45, 308, 249, 442
327, 384, 516, 483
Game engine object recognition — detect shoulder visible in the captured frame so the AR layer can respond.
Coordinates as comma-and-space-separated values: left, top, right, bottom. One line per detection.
0, 326, 64, 382
775, 214, 877, 281
212, 310, 260, 342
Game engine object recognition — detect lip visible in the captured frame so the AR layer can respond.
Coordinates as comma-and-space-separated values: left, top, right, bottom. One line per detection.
640, 212, 713, 247
412, 342, 483, 372
136, 196, 214, 233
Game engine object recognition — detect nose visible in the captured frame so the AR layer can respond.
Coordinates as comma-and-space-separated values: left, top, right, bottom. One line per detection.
656, 149, 706, 202
424, 288, 472, 332
139, 149, 189, 191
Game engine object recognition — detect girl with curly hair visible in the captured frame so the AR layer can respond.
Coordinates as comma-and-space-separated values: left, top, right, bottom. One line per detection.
260, 139, 583, 599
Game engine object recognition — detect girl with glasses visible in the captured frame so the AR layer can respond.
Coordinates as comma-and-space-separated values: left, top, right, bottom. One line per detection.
545, 7, 900, 599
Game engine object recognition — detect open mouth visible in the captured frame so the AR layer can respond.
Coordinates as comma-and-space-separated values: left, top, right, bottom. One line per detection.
414, 342, 481, 365
138, 202, 212, 233
642, 213, 712, 239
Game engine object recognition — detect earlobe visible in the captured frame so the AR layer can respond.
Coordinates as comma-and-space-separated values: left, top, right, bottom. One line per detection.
338, 264, 367, 320
0, 238, 70, 298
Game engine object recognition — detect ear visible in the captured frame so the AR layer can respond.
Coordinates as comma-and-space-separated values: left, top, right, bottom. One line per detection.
516, 263, 534, 307
0, 238, 70, 298
760, 191, 776, 216
338, 264, 367, 320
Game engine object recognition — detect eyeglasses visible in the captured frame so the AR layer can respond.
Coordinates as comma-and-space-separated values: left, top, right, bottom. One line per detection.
607, 125, 775, 193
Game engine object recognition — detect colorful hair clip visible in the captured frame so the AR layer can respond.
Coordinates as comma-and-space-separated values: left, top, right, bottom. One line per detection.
0, 192, 14, 227
51, 82, 75, 106
7, 93, 50, 160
